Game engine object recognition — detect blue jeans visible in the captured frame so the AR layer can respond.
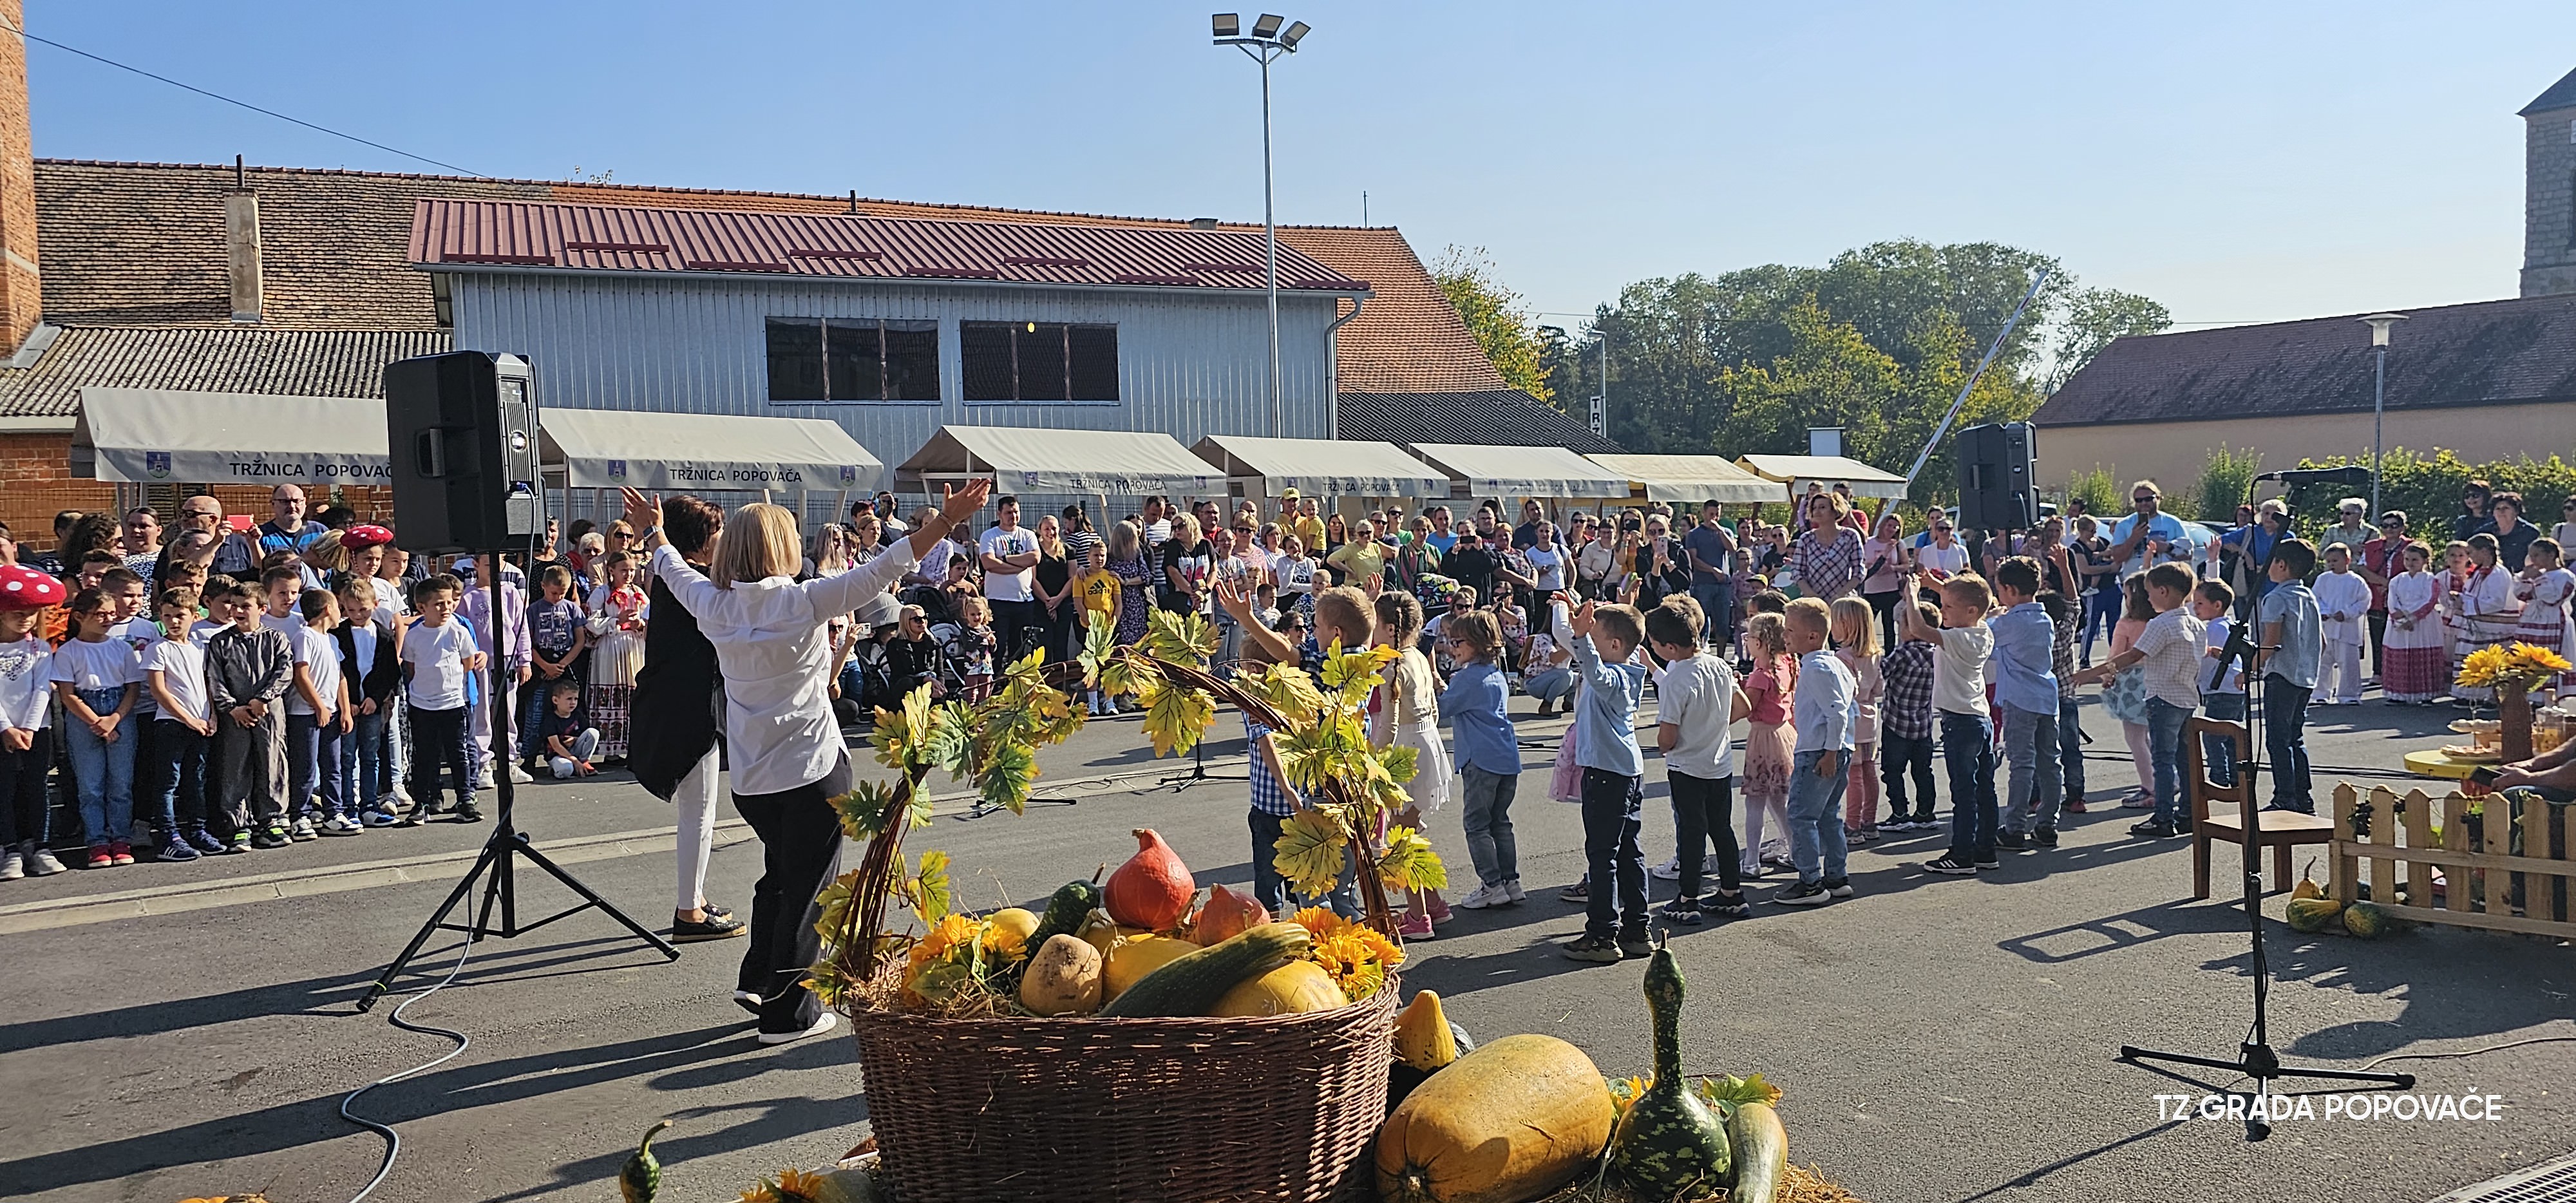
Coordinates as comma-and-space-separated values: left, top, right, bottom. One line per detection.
2263, 677, 2314, 811
343, 705, 388, 815
1999, 704, 2063, 835
2081, 583, 2119, 664
1786, 750, 1851, 885
315, 717, 347, 819
1523, 667, 1575, 708
1458, 764, 1519, 889
2145, 697, 2193, 826
64, 687, 138, 846
1939, 710, 1998, 860
2199, 692, 2245, 788
151, 717, 212, 836
2056, 696, 2087, 801
1578, 768, 1648, 939
1689, 578, 1734, 647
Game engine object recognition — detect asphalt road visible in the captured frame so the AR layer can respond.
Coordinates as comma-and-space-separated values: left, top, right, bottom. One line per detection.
1, 695, 2570, 1203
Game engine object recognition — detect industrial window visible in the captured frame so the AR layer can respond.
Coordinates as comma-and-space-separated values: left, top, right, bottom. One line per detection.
960, 321, 1119, 402
766, 317, 939, 403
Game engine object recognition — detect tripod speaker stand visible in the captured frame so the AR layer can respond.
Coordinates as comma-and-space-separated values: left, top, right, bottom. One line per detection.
2115, 619, 2411, 1137
357, 562, 678, 1012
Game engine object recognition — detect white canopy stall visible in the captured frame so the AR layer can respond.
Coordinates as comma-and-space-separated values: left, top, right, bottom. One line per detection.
1191, 435, 1451, 500
539, 409, 881, 493
1404, 443, 1629, 500
71, 386, 390, 484
1734, 453, 1911, 500
1586, 453, 1788, 507
897, 424, 1218, 497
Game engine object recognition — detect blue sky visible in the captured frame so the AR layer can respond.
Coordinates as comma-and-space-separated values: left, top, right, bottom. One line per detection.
27, 2, 2576, 332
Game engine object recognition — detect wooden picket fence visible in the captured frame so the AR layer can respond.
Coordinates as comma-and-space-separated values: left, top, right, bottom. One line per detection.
2329, 782, 2575, 939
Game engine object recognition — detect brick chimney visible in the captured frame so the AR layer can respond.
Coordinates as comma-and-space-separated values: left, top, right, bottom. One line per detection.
0, 0, 43, 355
227, 155, 261, 322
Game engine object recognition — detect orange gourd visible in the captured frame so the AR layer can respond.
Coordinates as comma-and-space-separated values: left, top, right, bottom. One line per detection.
1195, 883, 1267, 945
1106, 828, 1195, 931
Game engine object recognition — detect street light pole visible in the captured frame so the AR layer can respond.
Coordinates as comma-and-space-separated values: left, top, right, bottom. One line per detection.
1213, 14, 1311, 439
2358, 313, 2407, 519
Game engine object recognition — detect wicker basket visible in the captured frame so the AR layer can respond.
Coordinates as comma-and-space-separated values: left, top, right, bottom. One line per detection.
848, 983, 1398, 1203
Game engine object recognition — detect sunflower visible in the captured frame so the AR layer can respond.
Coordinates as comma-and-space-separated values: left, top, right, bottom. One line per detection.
2458, 642, 2573, 689
773, 1167, 832, 1202
978, 920, 1029, 963
1293, 907, 1404, 999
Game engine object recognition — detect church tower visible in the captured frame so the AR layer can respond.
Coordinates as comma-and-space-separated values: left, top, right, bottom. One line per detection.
2520, 67, 2576, 297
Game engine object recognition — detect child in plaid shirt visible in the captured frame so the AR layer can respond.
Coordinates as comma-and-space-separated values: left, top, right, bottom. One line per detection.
1877, 602, 1938, 828
2043, 587, 2087, 813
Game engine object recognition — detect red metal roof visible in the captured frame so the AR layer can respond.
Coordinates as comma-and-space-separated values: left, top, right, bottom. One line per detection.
407, 198, 1370, 294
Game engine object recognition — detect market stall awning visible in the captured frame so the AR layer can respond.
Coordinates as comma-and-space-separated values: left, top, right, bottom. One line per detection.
1734, 453, 1910, 499
897, 424, 1218, 495
70, 386, 390, 484
1191, 435, 1450, 498
1585, 453, 1788, 506
1405, 443, 1629, 498
540, 408, 881, 492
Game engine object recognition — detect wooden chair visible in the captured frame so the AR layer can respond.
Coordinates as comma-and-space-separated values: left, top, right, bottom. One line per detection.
2186, 717, 2334, 898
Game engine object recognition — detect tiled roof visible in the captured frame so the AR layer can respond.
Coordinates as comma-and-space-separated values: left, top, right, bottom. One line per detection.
2523, 67, 2576, 116
0, 325, 448, 417
2031, 293, 2576, 428
33, 160, 1499, 395
1339, 389, 1620, 454
408, 198, 1367, 293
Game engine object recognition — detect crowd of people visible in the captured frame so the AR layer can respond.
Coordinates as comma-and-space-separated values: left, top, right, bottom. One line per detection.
5, 474, 2573, 980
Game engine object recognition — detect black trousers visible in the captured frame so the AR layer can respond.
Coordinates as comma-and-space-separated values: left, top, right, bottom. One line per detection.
0, 726, 53, 846
990, 598, 1043, 664
732, 752, 850, 1035
1668, 770, 1742, 898
1880, 730, 1937, 819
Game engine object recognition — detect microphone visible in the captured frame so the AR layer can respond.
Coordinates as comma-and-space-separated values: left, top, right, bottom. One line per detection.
2253, 466, 2374, 488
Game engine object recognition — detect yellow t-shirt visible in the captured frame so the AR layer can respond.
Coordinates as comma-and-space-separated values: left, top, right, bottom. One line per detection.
1078, 569, 1120, 623
1291, 515, 1327, 554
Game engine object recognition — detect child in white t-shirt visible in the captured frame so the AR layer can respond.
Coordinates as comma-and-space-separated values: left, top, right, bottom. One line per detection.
401, 574, 487, 824
142, 587, 222, 859
0, 565, 68, 880
300, 589, 358, 833
1645, 598, 1749, 922
51, 588, 144, 867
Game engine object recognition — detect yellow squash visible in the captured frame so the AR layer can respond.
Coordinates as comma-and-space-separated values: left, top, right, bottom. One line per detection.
1378, 1034, 1615, 1203
1102, 934, 1198, 999
1209, 960, 1347, 1016
1394, 990, 1460, 1071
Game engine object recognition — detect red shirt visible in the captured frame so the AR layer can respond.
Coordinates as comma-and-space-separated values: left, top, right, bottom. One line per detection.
2359, 536, 2403, 611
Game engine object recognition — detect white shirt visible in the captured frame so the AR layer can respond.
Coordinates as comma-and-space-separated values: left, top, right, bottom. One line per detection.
0, 636, 53, 730
1929, 621, 1993, 717
650, 540, 919, 796
1657, 652, 1738, 779
142, 636, 211, 725
402, 620, 480, 710
370, 577, 408, 629
1525, 545, 1566, 591
2313, 569, 2371, 647
50, 637, 141, 692
110, 618, 160, 715
978, 525, 1039, 602
1917, 542, 1969, 577
295, 625, 342, 719
2201, 615, 2244, 694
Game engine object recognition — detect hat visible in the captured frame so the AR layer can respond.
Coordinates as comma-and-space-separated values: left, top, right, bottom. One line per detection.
0, 564, 67, 610
452, 555, 475, 571
342, 524, 394, 549
2338, 497, 2367, 513
2379, 510, 2409, 526
1280, 488, 1301, 501
853, 590, 902, 631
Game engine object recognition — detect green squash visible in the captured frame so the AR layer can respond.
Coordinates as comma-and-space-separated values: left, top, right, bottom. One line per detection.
620, 1120, 673, 1203
1611, 935, 1730, 1197
1028, 879, 1106, 950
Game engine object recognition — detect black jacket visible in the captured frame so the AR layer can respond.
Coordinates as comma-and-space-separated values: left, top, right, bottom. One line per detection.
628, 567, 721, 802
334, 619, 403, 708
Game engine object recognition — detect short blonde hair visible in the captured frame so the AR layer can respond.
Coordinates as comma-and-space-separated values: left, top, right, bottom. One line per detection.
1941, 573, 1994, 612
1784, 596, 1833, 638
711, 503, 802, 589
1828, 596, 1879, 656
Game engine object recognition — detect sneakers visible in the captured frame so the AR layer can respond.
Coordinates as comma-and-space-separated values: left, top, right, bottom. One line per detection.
0, 848, 19, 880
1657, 897, 1705, 925
187, 829, 229, 855
1775, 880, 1832, 905
321, 814, 362, 836
362, 807, 401, 828
2129, 819, 2180, 837
2063, 792, 2090, 813
1616, 931, 1654, 958
454, 801, 486, 824
391, 783, 415, 805
1974, 855, 2002, 871
1924, 856, 1977, 876
288, 817, 318, 842
251, 827, 290, 850
1454, 882, 1512, 909
1557, 879, 1589, 903
1824, 878, 1855, 899
672, 912, 749, 943
1397, 914, 1436, 940
108, 840, 135, 866
226, 831, 253, 855
732, 990, 764, 1017
158, 836, 200, 863
2032, 825, 2060, 848
755, 1011, 838, 1047
1649, 856, 1682, 881
1562, 933, 1624, 963
1996, 829, 2027, 851
1701, 891, 1751, 918
1759, 855, 1797, 875
1503, 878, 1526, 902
507, 763, 536, 785
399, 804, 431, 828
2119, 790, 2155, 810
476, 766, 497, 791
85, 846, 115, 869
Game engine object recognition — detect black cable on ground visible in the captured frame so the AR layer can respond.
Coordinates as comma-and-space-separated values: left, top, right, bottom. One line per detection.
339, 938, 478, 1203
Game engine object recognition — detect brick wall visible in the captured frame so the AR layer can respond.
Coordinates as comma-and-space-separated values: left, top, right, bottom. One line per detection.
0, 430, 395, 553
0, 0, 42, 355
2525, 109, 2576, 297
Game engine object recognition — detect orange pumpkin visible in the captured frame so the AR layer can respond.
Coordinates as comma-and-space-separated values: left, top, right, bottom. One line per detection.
1106, 828, 1195, 931
1195, 883, 1268, 945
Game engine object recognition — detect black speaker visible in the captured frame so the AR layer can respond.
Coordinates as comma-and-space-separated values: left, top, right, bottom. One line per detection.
1955, 421, 2038, 531
384, 351, 543, 553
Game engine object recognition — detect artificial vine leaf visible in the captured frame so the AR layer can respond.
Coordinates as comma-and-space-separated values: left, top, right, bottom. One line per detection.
831, 780, 907, 839
1316, 642, 1396, 701
872, 684, 940, 771
1376, 742, 1421, 786
905, 849, 954, 924
1273, 807, 1352, 896
804, 958, 857, 1007
1377, 825, 1448, 892
1077, 611, 1118, 688
1235, 661, 1327, 728
813, 868, 862, 943
1141, 607, 1219, 666
1099, 649, 1158, 702
1138, 677, 1215, 757
974, 740, 1039, 815
922, 701, 976, 775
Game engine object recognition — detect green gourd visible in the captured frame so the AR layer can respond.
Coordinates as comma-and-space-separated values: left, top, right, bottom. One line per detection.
1095, 922, 1312, 1018
1610, 935, 1730, 1197
620, 1119, 673, 1203
1028, 878, 1106, 950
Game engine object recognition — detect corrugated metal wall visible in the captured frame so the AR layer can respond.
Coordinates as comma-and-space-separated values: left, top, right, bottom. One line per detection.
448, 272, 1339, 486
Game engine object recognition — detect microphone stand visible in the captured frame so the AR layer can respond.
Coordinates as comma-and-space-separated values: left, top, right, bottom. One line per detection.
2116, 620, 2412, 1137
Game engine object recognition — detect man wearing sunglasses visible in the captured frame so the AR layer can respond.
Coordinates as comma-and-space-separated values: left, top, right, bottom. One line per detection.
2105, 480, 2194, 581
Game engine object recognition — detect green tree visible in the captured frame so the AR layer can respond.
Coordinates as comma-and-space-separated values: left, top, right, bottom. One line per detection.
1430, 245, 1552, 403
2041, 287, 2174, 394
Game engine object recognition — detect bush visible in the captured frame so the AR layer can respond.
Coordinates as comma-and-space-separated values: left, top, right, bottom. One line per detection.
2190, 444, 2263, 525
2067, 467, 2120, 524
2284, 448, 2576, 544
